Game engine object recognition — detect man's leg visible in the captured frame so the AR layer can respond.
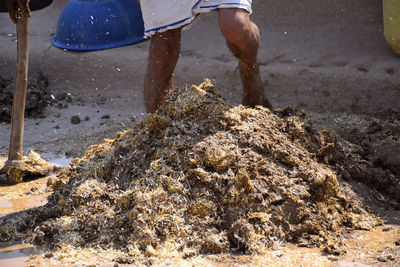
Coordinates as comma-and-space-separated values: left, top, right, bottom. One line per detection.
144, 28, 181, 113
218, 8, 271, 108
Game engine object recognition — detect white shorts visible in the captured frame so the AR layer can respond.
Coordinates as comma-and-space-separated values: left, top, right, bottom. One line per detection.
139, 0, 252, 37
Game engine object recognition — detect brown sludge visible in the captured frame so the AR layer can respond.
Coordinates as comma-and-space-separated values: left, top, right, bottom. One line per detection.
1, 79, 399, 265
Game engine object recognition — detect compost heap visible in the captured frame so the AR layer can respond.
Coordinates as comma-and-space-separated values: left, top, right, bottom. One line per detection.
2, 79, 398, 265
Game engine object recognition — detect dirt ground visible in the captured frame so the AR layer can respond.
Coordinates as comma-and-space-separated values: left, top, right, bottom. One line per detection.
0, 0, 399, 266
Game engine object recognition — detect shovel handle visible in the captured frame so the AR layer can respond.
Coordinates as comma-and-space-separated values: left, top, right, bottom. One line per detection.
8, 12, 30, 161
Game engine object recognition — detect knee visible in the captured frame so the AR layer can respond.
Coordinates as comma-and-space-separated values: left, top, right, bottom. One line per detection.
219, 8, 259, 47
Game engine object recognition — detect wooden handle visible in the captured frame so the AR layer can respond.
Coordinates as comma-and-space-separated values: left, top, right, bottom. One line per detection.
8, 12, 30, 161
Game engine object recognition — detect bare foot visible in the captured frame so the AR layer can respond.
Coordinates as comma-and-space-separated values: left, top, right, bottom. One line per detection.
239, 61, 272, 109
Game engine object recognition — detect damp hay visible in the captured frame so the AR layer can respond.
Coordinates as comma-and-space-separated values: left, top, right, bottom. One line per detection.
0, 151, 56, 184
2, 79, 396, 265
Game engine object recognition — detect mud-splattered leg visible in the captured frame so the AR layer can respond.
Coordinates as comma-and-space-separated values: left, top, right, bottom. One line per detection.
218, 8, 272, 109
144, 28, 181, 113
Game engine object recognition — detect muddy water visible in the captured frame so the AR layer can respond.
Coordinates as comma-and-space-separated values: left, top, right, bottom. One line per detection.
0, 183, 49, 266
42, 153, 72, 169
0, 196, 48, 217
0, 243, 41, 267
0, 175, 51, 266
0, 153, 71, 205
0, 176, 48, 200
0, 155, 68, 266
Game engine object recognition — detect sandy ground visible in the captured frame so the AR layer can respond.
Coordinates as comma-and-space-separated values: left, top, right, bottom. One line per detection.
0, 0, 400, 266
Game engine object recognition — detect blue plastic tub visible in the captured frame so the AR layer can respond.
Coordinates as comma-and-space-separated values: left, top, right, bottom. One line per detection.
51, 0, 145, 51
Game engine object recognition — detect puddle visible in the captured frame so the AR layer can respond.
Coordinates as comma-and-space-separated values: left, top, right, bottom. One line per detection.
0, 243, 40, 267
0, 176, 49, 200
0, 195, 48, 217
41, 153, 72, 168
0, 154, 63, 217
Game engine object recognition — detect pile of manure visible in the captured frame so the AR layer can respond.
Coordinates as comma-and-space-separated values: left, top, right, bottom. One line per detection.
3, 79, 397, 265
0, 73, 50, 123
